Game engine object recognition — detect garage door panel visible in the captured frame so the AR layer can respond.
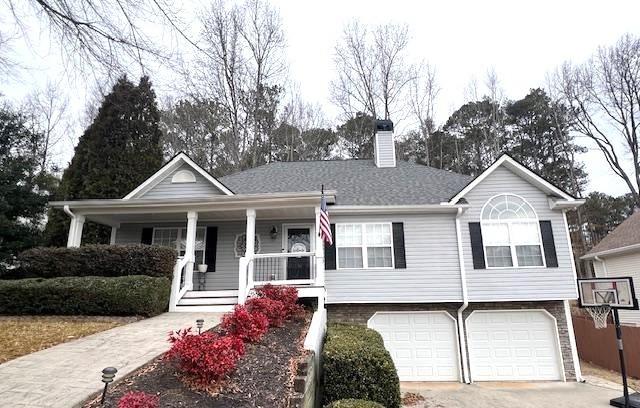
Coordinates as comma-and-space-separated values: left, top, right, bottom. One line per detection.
368, 312, 460, 382
467, 310, 562, 381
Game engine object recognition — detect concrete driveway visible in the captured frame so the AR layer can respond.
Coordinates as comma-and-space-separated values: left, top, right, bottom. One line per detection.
401, 380, 623, 408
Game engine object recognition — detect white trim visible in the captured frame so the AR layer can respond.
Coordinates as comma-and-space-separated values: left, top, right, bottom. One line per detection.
480, 194, 546, 269
123, 153, 234, 199
455, 208, 471, 383
330, 204, 469, 215
110, 227, 117, 245
564, 300, 582, 382
335, 222, 395, 270
367, 310, 462, 382
562, 210, 580, 297
581, 242, 640, 260
446, 155, 575, 205
465, 309, 566, 382
282, 223, 316, 280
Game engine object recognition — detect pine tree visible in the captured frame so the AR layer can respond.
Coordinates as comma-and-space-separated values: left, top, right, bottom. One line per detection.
46, 76, 163, 245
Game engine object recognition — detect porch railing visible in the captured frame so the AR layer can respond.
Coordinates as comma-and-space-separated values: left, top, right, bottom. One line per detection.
169, 256, 193, 311
238, 252, 318, 303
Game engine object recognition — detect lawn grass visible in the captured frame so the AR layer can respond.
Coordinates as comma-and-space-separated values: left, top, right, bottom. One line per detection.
0, 316, 140, 363
581, 360, 640, 391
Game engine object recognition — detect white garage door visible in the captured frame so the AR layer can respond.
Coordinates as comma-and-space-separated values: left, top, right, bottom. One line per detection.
368, 312, 460, 381
466, 310, 563, 381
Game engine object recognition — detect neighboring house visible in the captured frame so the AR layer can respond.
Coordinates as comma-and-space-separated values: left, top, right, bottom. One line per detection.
51, 120, 585, 384
582, 210, 640, 326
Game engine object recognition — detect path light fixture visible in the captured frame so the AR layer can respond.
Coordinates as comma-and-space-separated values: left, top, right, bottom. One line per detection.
100, 366, 117, 404
196, 319, 204, 335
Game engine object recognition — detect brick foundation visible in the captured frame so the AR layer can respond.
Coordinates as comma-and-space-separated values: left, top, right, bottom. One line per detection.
327, 300, 576, 381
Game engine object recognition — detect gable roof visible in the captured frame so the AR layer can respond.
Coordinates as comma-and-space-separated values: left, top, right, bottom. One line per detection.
583, 210, 640, 259
123, 152, 234, 199
219, 159, 472, 206
446, 154, 577, 204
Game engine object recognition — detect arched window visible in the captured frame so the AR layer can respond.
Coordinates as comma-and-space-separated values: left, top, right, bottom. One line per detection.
481, 194, 544, 268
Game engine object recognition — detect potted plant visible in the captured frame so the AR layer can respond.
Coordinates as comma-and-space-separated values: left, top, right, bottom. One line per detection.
198, 264, 208, 273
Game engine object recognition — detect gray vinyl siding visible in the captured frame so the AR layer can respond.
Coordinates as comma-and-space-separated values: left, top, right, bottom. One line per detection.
459, 166, 578, 301
597, 252, 640, 326
114, 219, 312, 291
375, 132, 395, 167
139, 163, 226, 199
325, 214, 463, 304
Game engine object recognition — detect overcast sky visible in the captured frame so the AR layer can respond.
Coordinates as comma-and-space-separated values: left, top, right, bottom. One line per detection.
3, 0, 640, 197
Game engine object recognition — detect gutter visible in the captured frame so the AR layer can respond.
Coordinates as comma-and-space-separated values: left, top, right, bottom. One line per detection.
581, 243, 640, 260
455, 207, 471, 383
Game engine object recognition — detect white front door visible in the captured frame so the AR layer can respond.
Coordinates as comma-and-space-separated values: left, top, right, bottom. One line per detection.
368, 312, 461, 381
466, 310, 564, 381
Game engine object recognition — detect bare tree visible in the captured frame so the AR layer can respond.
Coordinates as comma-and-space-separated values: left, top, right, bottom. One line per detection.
408, 63, 439, 165
22, 81, 71, 170
5, 0, 199, 77
554, 34, 640, 206
331, 21, 413, 121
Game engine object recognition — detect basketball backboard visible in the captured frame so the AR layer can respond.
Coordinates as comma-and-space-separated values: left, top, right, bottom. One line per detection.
578, 277, 638, 309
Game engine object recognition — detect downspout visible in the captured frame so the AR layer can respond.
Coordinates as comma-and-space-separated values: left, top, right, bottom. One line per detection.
455, 207, 471, 384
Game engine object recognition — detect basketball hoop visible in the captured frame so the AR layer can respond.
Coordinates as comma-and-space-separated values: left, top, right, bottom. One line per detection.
585, 304, 611, 329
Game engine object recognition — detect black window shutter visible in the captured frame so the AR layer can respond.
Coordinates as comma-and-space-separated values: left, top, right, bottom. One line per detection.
539, 220, 558, 267
141, 228, 153, 245
325, 224, 337, 270
392, 222, 407, 269
205, 226, 218, 272
469, 222, 486, 269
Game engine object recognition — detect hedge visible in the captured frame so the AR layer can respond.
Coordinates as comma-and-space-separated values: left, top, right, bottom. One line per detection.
0, 275, 171, 316
16, 245, 177, 279
325, 399, 385, 408
322, 324, 401, 408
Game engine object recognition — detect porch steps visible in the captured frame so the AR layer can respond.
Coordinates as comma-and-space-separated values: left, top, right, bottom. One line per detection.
175, 290, 238, 313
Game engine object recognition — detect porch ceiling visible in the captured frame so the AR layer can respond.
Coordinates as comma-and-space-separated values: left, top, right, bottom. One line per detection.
84, 206, 316, 227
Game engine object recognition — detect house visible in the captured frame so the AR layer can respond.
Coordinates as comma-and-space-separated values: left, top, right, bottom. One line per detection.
581, 210, 640, 326
50, 120, 585, 384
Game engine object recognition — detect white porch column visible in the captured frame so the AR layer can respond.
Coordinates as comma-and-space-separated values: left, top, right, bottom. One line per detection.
67, 215, 85, 248
184, 211, 198, 291
110, 226, 118, 245
239, 209, 256, 304
314, 206, 325, 287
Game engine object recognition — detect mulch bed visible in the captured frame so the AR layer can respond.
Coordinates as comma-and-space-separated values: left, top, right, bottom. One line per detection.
83, 318, 308, 408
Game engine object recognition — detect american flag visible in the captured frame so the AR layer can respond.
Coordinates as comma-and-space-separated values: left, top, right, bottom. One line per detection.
319, 190, 333, 246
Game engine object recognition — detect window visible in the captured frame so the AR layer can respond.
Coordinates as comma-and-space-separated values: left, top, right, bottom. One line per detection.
336, 223, 393, 269
481, 194, 544, 268
152, 227, 206, 263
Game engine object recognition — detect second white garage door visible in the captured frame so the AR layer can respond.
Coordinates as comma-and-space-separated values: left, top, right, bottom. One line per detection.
466, 310, 564, 381
368, 312, 460, 381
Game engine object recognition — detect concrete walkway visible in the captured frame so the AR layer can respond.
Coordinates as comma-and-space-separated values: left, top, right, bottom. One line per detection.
0, 313, 222, 408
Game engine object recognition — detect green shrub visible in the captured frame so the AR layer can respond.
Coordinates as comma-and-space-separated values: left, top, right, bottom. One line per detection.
322, 324, 400, 408
0, 276, 170, 316
325, 399, 385, 408
17, 245, 176, 279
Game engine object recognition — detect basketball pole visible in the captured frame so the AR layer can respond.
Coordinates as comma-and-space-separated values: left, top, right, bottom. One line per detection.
613, 308, 630, 408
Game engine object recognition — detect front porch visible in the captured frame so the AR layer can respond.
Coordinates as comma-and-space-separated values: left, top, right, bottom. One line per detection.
55, 192, 333, 312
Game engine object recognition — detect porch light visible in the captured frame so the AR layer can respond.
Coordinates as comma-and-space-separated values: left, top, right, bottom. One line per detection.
100, 366, 117, 404
270, 226, 278, 239
196, 319, 204, 334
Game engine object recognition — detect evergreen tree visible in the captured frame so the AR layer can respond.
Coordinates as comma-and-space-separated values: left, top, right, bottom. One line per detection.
336, 112, 375, 159
46, 76, 163, 245
0, 106, 56, 272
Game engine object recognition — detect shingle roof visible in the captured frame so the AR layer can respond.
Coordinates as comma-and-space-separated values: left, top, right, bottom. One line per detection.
585, 210, 640, 256
219, 159, 473, 205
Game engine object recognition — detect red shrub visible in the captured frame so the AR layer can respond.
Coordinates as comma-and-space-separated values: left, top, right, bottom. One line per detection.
221, 305, 269, 342
165, 329, 245, 386
245, 297, 287, 327
255, 284, 305, 319
117, 392, 159, 408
